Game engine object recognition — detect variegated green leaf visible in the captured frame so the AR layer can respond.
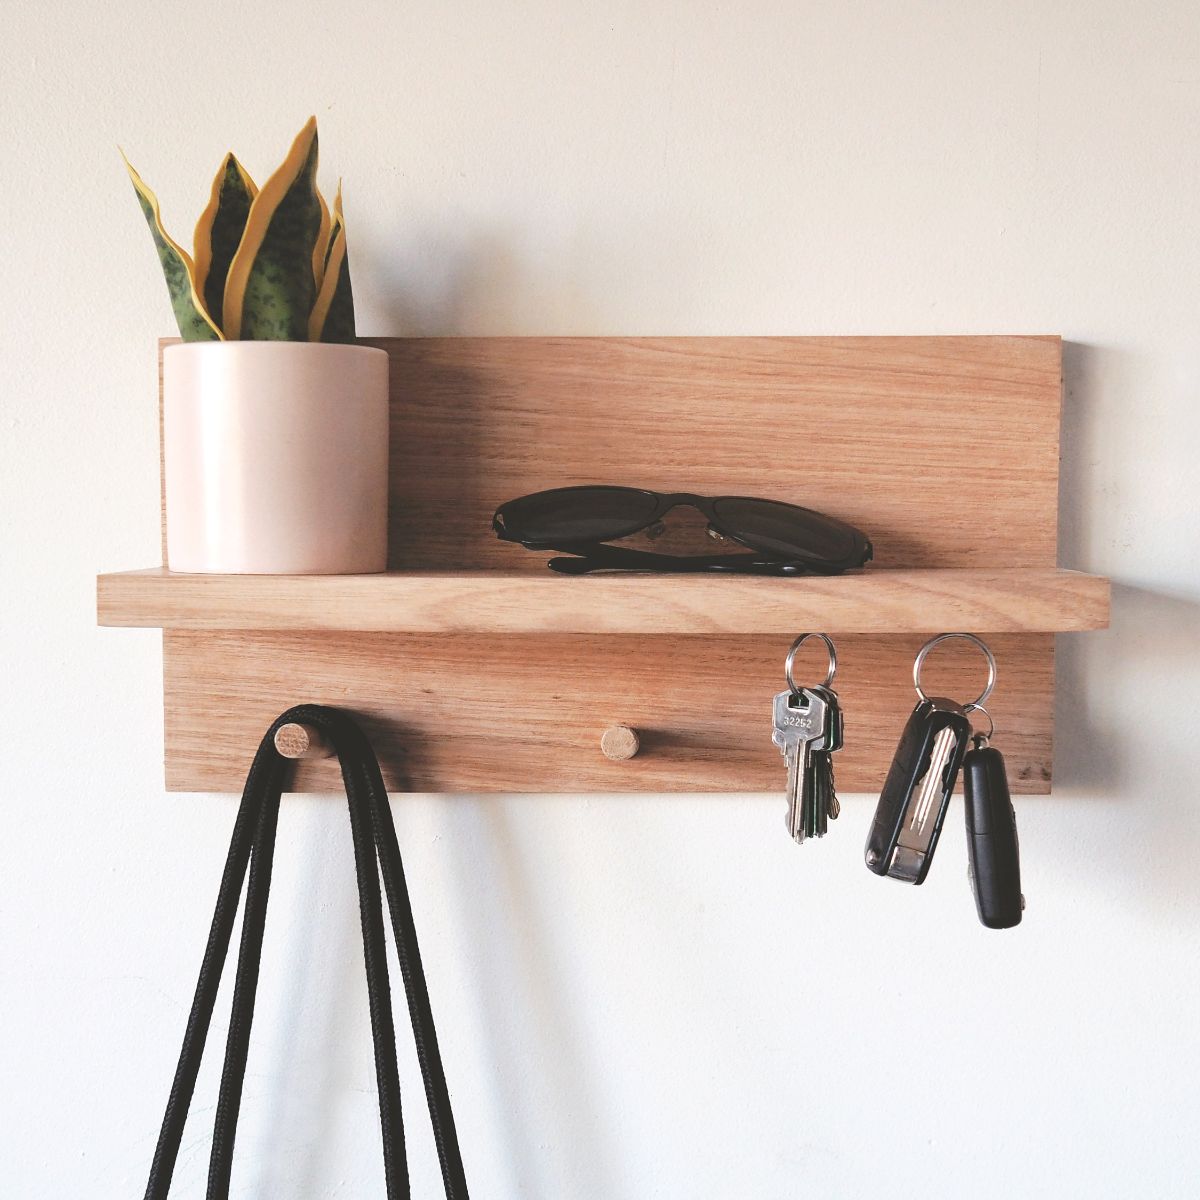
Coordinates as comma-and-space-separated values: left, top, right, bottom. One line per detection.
122, 152, 221, 341
193, 154, 257, 332
308, 222, 356, 343
223, 117, 322, 340
312, 187, 332, 295
323, 182, 344, 275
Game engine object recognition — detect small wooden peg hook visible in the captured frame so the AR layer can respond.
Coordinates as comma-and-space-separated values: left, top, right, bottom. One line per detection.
601, 725, 641, 761
274, 722, 335, 761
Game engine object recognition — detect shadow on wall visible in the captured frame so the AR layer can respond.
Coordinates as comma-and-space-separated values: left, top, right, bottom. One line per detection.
223, 789, 621, 1197
444, 800, 624, 1199
1056, 340, 1200, 790
1055, 341, 1200, 914
243, 806, 367, 1195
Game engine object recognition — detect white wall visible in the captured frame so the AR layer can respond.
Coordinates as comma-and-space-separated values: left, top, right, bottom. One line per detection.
3, 2, 1198, 1196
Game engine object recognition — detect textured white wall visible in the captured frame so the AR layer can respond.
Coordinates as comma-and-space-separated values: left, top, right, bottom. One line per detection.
3, 2, 1199, 1196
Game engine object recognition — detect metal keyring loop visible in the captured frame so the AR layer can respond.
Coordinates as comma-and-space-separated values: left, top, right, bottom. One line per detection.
913, 632, 996, 708
785, 632, 837, 693
964, 702, 995, 744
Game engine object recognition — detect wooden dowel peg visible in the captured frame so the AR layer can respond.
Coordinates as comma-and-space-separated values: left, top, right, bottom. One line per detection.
601, 725, 641, 761
274, 722, 334, 760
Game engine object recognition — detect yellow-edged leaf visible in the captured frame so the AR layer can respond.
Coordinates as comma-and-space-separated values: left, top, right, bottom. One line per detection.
122, 151, 221, 341
312, 187, 331, 294
308, 215, 356, 343
222, 117, 322, 340
323, 181, 345, 275
193, 154, 257, 332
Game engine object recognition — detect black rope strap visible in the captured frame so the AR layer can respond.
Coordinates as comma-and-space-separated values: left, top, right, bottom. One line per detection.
143, 705, 469, 1200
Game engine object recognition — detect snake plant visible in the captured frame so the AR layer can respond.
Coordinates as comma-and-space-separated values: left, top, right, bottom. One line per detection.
123, 117, 356, 342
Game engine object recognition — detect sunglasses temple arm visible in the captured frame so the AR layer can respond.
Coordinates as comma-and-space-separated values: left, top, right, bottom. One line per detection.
545, 543, 781, 573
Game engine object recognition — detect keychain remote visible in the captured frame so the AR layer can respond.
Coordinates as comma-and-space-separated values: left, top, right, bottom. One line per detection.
865, 697, 971, 883
865, 634, 995, 885
963, 708, 1024, 928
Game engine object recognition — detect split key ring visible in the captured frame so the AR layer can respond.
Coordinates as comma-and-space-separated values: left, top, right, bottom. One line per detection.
784, 632, 838, 694
913, 632, 996, 709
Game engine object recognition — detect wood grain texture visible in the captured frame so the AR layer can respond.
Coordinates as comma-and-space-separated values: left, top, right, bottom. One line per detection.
128, 335, 1086, 793
163, 631, 1055, 793
366, 335, 1064, 572
98, 567, 1109, 633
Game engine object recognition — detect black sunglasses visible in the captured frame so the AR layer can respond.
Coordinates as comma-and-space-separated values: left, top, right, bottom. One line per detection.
492, 486, 873, 574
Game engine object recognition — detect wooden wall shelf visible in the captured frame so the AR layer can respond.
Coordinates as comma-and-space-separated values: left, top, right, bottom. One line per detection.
98, 334, 1109, 795
98, 567, 1109, 634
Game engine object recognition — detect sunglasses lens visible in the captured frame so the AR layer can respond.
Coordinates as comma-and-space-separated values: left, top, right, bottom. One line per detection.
711, 497, 864, 564
498, 487, 660, 542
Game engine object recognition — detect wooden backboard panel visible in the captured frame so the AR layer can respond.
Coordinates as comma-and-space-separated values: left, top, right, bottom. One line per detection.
370, 336, 1061, 571
164, 632, 1054, 794
157, 336, 1064, 793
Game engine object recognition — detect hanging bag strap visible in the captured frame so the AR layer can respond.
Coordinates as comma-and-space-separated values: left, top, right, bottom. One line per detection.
143, 705, 469, 1200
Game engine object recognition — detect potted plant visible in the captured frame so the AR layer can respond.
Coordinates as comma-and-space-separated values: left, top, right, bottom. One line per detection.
125, 117, 389, 574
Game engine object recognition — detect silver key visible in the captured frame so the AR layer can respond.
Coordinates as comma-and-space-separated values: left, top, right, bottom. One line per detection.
772, 688, 830, 843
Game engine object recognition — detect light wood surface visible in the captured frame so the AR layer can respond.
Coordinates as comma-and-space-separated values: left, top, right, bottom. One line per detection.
362, 335, 1064, 572
109, 334, 1096, 794
601, 726, 641, 761
98, 566, 1108, 633
273, 722, 333, 760
162, 631, 1056, 793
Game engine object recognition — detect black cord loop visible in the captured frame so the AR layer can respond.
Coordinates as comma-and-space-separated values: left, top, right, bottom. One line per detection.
143, 705, 469, 1200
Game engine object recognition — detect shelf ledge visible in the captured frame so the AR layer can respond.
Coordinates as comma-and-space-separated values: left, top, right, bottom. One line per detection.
96, 567, 1109, 635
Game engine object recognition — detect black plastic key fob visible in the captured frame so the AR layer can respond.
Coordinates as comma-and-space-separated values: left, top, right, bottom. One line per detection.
963, 743, 1023, 928
865, 698, 971, 884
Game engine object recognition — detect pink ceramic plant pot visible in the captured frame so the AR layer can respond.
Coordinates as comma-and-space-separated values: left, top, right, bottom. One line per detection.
162, 342, 389, 574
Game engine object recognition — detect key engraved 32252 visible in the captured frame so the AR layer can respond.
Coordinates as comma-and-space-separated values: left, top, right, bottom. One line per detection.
779, 714, 815, 730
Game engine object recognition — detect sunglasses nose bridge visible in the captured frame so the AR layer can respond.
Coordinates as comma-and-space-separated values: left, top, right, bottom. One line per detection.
658, 493, 704, 518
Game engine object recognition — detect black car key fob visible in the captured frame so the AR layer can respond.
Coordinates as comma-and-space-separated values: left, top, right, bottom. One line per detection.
865, 698, 971, 884
963, 739, 1023, 928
